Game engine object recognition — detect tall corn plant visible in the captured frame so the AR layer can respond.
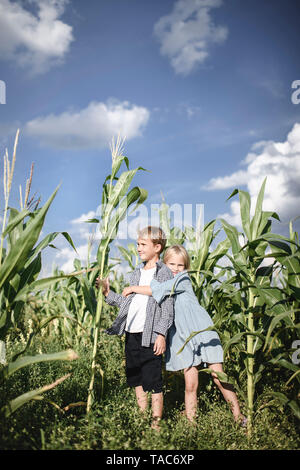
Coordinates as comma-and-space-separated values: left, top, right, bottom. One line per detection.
219, 178, 300, 434
0, 159, 77, 340
86, 136, 147, 412
158, 195, 186, 249
185, 220, 231, 312
158, 198, 230, 312
254, 220, 300, 419
0, 131, 79, 417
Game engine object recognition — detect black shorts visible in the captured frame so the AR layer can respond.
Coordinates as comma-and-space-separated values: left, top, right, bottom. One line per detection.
125, 332, 163, 394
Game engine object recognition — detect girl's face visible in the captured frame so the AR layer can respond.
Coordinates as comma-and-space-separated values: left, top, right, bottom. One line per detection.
165, 253, 186, 275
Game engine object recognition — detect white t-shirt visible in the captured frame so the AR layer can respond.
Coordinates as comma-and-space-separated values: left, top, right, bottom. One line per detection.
125, 267, 156, 333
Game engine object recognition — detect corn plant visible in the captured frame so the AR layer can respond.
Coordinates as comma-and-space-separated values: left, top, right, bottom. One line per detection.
0, 133, 73, 340
86, 136, 148, 412
154, 185, 299, 434
216, 178, 299, 433
185, 220, 231, 312
0, 132, 80, 418
116, 242, 140, 272
158, 196, 186, 249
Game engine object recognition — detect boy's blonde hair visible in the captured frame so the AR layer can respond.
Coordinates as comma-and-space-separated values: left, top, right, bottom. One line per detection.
138, 226, 166, 255
163, 245, 190, 270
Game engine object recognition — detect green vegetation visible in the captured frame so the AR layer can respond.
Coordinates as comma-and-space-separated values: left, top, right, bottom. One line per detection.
0, 133, 299, 450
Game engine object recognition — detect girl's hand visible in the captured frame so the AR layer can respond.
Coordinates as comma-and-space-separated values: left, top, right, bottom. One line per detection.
122, 286, 135, 297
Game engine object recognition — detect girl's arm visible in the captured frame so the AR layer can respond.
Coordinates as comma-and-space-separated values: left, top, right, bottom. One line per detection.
150, 272, 190, 305
122, 285, 152, 297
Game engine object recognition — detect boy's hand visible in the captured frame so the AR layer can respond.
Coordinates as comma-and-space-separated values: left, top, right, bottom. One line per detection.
153, 334, 166, 356
96, 277, 110, 296
122, 286, 135, 297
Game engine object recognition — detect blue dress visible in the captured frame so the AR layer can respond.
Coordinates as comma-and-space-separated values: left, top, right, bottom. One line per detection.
150, 271, 223, 371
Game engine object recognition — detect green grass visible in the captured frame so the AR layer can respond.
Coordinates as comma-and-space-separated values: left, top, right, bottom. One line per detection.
0, 333, 299, 450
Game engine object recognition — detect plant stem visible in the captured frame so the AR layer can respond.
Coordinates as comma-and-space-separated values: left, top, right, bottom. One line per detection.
0, 197, 9, 267
247, 273, 256, 436
86, 250, 106, 412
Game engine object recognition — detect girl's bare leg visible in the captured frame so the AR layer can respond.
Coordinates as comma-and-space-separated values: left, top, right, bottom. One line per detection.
184, 366, 198, 422
207, 362, 245, 422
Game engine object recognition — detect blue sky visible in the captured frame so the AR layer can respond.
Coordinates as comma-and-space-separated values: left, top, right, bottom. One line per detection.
0, 0, 300, 273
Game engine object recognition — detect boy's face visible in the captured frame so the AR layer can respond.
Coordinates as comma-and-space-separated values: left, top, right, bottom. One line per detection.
137, 237, 161, 262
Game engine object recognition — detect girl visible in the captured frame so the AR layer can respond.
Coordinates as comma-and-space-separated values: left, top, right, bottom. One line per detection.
122, 245, 246, 425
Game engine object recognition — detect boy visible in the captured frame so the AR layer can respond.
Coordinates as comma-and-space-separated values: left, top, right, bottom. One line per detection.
98, 226, 174, 430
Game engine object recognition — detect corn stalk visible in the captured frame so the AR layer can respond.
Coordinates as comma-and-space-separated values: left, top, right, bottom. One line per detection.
219, 178, 300, 434
154, 180, 299, 434
86, 137, 148, 412
0, 132, 81, 419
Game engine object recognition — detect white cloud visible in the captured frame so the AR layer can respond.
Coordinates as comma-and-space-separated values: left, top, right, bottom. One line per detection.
0, 0, 73, 75
203, 170, 249, 190
204, 123, 300, 229
153, 0, 228, 76
55, 243, 92, 273
25, 99, 150, 149
69, 210, 101, 242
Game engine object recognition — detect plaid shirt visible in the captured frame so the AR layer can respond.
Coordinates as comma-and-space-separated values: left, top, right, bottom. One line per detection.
105, 260, 174, 347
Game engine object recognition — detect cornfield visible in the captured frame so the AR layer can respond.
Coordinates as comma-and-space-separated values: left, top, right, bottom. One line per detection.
0, 131, 299, 449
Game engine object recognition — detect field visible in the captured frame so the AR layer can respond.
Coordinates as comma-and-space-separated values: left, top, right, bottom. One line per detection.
1, 334, 299, 450
0, 134, 299, 451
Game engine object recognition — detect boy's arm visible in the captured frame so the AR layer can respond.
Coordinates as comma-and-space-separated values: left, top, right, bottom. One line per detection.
105, 289, 126, 308
98, 276, 130, 308
153, 334, 166, 355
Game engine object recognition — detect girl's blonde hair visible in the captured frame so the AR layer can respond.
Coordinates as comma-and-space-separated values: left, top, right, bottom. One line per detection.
163, 245, 190, 270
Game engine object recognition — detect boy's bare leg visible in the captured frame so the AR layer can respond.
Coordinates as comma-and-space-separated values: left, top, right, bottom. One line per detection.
135, 385, 148, 412
151, 392, 163, 430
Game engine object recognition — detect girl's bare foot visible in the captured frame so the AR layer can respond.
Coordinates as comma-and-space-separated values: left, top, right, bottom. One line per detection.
235, 414, 247, 428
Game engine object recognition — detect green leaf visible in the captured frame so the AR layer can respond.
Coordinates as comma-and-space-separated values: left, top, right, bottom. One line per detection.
264, 311, 298, 350
2, 349, 78, 380
239, 189, 251, 241
97, 186, 148, 261
226, 188, 238, 201
250, 177, 267, 240
2, 208, 30, 237
266, 391, 300, 420
102, 167, 147, 232
0, 186, 60, 290
14, 271, 86, 303
1, 373, 71, 418
199, 368, 235, 385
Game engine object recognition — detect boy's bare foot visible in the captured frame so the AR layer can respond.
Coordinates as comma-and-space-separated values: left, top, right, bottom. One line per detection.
180, 409, 197, 426
151, 417, 161, 432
